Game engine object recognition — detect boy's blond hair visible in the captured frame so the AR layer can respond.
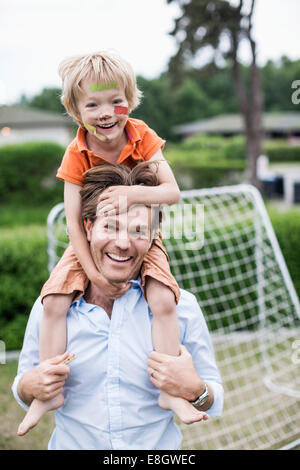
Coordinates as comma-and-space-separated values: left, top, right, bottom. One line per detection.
58, 51, 143, 125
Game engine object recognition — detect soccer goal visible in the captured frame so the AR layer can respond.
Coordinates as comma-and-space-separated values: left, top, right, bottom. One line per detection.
47, 184, 300, 450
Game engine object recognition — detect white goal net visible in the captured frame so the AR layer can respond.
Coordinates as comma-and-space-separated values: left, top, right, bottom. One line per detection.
47, 184, 300, 450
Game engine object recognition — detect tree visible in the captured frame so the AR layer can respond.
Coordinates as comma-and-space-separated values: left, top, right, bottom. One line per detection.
167, 0, 264, 188
132, 75, 176, 140
262, 57, 300, 112
18, 88, 65, 115
173, 77, 210, 124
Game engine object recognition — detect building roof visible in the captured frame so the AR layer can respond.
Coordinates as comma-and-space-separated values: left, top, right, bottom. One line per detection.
0, 105, 73, 128
173, 112, 300, 136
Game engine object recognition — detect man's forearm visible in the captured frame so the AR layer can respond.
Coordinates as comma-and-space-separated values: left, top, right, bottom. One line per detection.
17, 370, 35, 406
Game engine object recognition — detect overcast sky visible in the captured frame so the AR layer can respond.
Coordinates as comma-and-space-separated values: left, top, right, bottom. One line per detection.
1, 0, 300, 105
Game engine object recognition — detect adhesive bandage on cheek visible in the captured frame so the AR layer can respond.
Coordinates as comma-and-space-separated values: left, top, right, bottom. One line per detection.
114, 106, 129, 115
83, 122, 109, 142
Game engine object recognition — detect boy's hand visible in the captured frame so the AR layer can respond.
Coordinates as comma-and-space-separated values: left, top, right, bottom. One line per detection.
97, 186, 137, 216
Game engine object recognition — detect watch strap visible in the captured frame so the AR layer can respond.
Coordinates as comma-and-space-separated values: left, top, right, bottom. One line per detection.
190, 383, 209, 407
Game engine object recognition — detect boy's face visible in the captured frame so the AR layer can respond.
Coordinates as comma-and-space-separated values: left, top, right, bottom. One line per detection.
77, 77, 129, 143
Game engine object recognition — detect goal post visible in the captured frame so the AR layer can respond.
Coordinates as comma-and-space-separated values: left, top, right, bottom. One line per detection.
47, 184, 300, 450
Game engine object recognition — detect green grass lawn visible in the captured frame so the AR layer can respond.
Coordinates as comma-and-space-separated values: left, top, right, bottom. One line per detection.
0, 361, 54, 450
0, 204, 50, 228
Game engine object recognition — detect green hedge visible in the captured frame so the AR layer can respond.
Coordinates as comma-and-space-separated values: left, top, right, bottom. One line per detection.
0, 207, 299, 350
0, 141, 64, 204
0, 138, 298, 205
170, 162, 245, 190
0, 226, 48, 350
268, 207, 300, 296
264, 142, 300, 162
165, 135, 300, 169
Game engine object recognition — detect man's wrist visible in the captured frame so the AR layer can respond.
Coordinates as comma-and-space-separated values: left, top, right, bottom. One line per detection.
17, 370, 35, 406
184, 377, 206, 402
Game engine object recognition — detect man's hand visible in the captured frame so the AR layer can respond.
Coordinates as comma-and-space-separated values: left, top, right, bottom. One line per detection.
97, 186, 136, 216
147, 345, 204, 402
18, 352, 71, 405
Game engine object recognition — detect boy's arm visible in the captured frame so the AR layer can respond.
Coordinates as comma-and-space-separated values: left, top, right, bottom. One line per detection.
64, 181, 100, 283
64, 182, 130, 295
97, 149, 181, 213
143, 149, 181, 205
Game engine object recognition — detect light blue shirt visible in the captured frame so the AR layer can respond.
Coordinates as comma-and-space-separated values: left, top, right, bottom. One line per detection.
12, 278, 223, 450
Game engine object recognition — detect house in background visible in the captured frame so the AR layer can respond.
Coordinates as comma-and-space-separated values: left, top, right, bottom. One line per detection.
173, 112, 300, 140
0, 106, 74, 146
173, 112, 300, 205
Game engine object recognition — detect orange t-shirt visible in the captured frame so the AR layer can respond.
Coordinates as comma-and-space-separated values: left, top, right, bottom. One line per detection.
56, 118, 166, 186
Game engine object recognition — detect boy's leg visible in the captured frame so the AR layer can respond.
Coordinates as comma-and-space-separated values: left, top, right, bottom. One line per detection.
17, 245, 88, 436
142, 237, 209, 424
158, 392, 209, 424
18, 293, 76, 436
17, 393, 65, 436
39, 293, 74, 361
142, 233, 181, 357
145, 277, 180, 356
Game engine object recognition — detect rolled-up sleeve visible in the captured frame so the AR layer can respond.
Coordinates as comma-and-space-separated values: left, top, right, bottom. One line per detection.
180, 293, 224, 416
11, 297, 43, 410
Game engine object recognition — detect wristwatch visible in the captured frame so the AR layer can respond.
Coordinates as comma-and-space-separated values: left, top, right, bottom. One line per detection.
190, 383, 209, 408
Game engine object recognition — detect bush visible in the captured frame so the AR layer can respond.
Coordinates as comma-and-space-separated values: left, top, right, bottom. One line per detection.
268, 207, 300, 296
0, 141, 65, 205
166, 135, 300, 167
0, 226, 48, 350
264, 141, 300, 162
166, 135, 246, 161
170, 162, 246, 190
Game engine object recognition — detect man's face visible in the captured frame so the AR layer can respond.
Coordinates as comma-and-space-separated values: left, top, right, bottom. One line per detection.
86, 205, 153, 284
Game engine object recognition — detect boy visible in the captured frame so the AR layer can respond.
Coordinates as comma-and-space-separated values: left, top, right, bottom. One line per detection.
17, 51, 208, 436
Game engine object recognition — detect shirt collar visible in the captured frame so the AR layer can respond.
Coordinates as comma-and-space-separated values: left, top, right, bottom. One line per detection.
72, 276, 142, 313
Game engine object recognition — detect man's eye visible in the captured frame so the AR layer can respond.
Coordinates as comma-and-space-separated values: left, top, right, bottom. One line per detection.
130, 229, 147, 237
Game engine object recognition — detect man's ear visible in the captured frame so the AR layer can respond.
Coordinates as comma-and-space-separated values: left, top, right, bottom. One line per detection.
85, 219, 93, 242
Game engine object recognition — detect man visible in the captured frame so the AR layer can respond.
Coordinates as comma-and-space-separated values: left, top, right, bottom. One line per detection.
12, 162, 223, 450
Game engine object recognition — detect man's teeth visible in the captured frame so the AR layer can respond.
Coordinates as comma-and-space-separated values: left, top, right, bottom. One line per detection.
107, 253, 131, 262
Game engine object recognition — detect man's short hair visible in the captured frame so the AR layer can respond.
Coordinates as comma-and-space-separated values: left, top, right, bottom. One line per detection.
80, 161, 163, 235
58, 51, 142, 126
